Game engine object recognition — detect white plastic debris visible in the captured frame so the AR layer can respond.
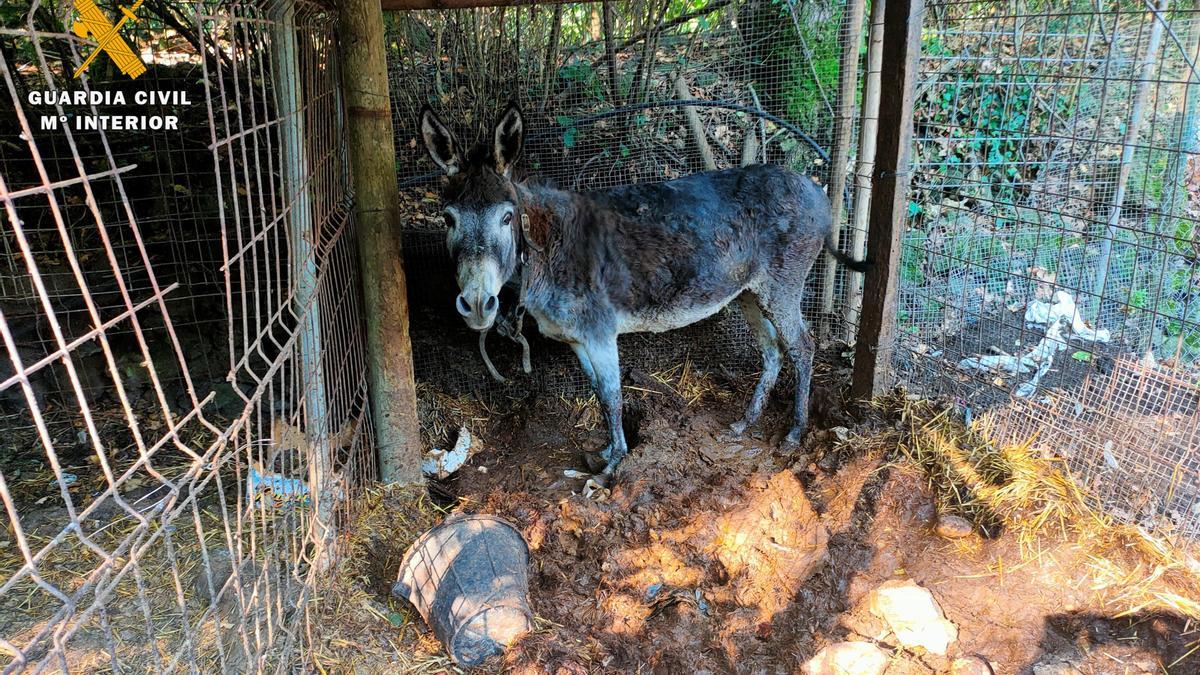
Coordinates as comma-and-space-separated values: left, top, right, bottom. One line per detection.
1014, 358, 1054, 398
964, 297, 1086, 398
422, 426, 472, 478
1102, 439, 1119, 470
582, 478, 610, 502
1024, 291, 1111, 343
958, 353, 1033, 375
247, 466, 310, 509
960, 320, 1066, 379
1024, 298, 1052, 325
868, 579, 959, 655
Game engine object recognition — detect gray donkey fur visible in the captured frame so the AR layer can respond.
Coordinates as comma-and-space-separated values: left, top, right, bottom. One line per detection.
420, 102, 869, 478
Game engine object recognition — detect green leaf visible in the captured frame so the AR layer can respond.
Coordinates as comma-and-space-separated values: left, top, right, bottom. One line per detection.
563, 127, 577, 148
555, 115, 573, 127
619, 144, 630, 158
1071, 351, 1092, 362
387, 612, 404, 627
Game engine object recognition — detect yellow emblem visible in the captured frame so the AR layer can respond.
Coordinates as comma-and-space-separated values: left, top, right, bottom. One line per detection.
72, 0, 147, 80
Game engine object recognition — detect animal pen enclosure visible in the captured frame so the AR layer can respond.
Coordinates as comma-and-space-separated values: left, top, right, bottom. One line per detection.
387, 0, 1200, 538
0, 0, 1198, 672
386, 0, 873, 398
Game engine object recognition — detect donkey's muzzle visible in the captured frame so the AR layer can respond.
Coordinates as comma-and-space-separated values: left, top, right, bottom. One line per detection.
456, 292, 499, 331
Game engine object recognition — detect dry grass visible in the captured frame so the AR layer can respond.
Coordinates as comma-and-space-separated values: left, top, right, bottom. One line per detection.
0, 436, 276, 673
560, 357, 734, 434
892, 396, 1200, 622
414, 382, 510, 450
646, 358, 732, 406
307, 484, 452, 674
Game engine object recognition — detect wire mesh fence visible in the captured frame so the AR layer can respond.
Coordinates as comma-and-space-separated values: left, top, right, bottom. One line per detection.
384, 0, 875, 400
903, 0, 1200, 542
0, 0, 369, 670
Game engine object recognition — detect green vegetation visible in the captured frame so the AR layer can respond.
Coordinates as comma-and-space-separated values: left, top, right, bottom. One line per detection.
910, 8, 1200, 364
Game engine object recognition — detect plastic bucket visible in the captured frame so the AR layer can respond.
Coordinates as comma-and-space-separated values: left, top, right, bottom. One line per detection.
391, 514, 533, 666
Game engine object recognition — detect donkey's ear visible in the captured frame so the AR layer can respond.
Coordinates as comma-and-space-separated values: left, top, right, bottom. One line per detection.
420, 106, 462, 176
492, 102, 524, 176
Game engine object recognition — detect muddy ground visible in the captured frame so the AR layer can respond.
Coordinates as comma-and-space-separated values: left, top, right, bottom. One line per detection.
340, 355, 1200, 675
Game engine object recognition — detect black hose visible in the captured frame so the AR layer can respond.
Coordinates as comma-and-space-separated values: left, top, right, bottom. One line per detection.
400, 99, 844, 207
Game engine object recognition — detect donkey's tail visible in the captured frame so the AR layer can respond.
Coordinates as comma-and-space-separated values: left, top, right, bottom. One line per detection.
824, 234, 872, 273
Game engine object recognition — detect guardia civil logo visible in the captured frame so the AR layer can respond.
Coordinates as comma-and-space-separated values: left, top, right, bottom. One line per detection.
72, 0, 147, 80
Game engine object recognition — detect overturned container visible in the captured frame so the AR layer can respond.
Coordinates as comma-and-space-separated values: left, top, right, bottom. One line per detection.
392, 513, 533, 666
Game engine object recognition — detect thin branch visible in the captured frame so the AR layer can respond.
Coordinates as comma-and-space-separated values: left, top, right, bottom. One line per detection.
144, 0, 232, 75
602, 1, 620, 106
613, 0, 732, 54
539, 4, 563, 110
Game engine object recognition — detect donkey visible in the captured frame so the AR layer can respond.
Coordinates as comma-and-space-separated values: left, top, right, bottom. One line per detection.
419, 102, 869, 479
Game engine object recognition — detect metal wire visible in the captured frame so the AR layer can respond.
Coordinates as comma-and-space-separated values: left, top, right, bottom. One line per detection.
399, 98, 838, 189
904, 0, 1200, 542
0, 0, 369, 671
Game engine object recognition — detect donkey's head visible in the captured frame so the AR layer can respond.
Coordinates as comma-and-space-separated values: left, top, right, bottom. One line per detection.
420, 103, 525, 332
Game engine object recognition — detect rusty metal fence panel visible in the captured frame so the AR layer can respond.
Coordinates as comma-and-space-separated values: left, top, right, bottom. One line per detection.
0, 1, 370, 671
903, 0, 1200, 542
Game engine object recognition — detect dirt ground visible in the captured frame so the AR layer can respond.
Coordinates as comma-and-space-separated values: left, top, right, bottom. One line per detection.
321, 355, 1200, 675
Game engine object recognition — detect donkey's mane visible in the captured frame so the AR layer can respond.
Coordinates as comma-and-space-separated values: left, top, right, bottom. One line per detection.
521, 202, 557, 252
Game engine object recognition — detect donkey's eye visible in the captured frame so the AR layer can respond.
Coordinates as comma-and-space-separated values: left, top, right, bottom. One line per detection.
502, 211, 513, 225
443, 211, 456, 228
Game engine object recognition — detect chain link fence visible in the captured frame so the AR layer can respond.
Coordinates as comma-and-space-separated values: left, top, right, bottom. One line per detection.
1, 0, 370, 670
903, 0, 1200, 542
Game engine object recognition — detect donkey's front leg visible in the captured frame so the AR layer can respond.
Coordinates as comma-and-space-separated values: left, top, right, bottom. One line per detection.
579, 333, 627, 475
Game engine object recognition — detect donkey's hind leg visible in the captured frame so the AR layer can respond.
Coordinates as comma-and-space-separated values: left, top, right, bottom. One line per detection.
730, 291, 783, 437
759, 287, 816, 449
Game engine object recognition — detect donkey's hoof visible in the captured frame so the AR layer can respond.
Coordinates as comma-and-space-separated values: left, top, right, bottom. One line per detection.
599, 443, 628, 476
782, 426, 806, 450
728, 419, 749, 437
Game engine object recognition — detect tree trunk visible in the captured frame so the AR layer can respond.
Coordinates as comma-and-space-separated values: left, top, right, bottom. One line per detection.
675, 76, 717, 170
821, 0, 866, 338
339, 0, 424, 485
844, 0, 885, 341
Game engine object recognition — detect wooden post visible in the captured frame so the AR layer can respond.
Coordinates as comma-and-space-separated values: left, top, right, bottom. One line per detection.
844, 0, 884, 342
850, 0, 923, 399
820, 0, 865, 337
340, 0, 423, 484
